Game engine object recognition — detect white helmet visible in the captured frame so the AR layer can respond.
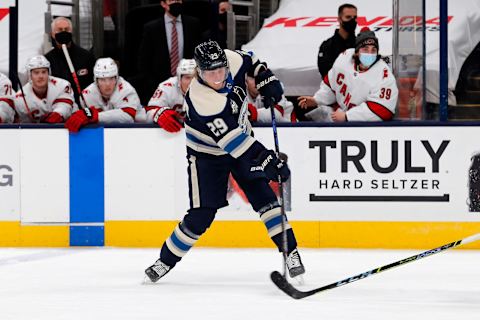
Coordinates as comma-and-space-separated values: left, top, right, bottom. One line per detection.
26, 55, 50, 74
94, 57, 118, 81
176, 59, 196, 83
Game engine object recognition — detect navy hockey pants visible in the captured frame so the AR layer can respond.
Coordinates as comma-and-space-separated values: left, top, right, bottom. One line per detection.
159, 154, 298, 267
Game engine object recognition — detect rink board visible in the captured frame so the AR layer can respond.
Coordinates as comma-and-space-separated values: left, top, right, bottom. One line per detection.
1, 124, 480, 248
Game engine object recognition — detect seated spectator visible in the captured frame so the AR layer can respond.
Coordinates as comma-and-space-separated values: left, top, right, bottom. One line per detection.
45, 17, 96, 107
15, 56, 77, 123
137, 0, 202, 103
65, 58, 141, 132
245, 76, 297, 123
144, 58, 196, 132
0, 72, 15, 124
299, 28, 398, 122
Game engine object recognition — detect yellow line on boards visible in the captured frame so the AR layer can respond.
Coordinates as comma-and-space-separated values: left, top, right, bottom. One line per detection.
0, 222, 69, 247
104, 221, 480, 249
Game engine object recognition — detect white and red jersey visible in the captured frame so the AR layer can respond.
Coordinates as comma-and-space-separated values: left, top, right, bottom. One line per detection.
0, 72, 15, 123
82, 76, 141, 123
313, 48, 398, 121
15, 76, 77, 123
145, 76, 186, 123
246, 92, 297, 123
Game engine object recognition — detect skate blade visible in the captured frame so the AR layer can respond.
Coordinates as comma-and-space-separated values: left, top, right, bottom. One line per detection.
142, 275, 156, 285
290, 274, 305, 286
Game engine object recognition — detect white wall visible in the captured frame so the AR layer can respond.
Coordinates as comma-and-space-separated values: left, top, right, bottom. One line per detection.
2, 126, 480, 223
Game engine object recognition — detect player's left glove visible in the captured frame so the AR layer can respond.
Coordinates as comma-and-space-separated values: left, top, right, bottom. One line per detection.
41, 112, 64, 124
255, 69, 283, 109
65, 107, 99, 133
252, 149, 290, 182
154, 108, 184, 133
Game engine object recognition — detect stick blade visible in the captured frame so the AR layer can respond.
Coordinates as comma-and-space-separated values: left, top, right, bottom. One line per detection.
270, 271, 311, 300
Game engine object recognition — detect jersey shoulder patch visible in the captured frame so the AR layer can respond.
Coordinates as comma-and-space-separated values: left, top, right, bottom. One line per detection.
50, 76, 70, 89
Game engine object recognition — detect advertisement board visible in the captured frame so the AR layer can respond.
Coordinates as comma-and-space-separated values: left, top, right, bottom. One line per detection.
268, 126, 480, 221
0, 129, 20, 221
102, 127, 480, 223
2, 126, 480, 248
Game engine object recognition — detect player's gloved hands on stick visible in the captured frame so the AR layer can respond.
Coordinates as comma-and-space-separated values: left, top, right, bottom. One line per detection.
65, 106, 99, 133
253, 149, 290, 182
154, 108, 184, 133
255, 69, 283, 109
41, 112, 64, 124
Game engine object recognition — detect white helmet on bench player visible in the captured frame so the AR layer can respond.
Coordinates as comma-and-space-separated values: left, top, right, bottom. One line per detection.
94, 58, 118, 81
176, 59, 196, 83
26, 55, 50, 77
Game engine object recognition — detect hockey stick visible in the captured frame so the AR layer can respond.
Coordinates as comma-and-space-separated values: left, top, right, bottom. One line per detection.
61, 44, 88, 109
268, 100, 288, 277
271, 232, 480, 300
12, 72, 34, 122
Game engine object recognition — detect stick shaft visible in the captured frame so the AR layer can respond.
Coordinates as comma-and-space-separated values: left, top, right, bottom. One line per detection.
61, 44, 87, 109
269, 103, 288, 277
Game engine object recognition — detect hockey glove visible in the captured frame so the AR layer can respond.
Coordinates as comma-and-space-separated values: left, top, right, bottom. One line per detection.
255, 69, 283, 109
252, 149, 290, 182
41, 112, 64, 124
65, 107, 99, 133
154, 108, 184, 133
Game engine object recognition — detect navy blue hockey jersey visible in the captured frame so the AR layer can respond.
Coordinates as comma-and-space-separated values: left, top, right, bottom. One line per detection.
184, 49, 266, 160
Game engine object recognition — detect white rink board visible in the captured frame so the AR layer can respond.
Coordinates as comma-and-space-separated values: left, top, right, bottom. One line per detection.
19, 129, 70, 223
104, 128, 187, 221
2, 126, 480, 223
254, 126, 480, 221
0, 129, 20, 221
103, 126, 480, 222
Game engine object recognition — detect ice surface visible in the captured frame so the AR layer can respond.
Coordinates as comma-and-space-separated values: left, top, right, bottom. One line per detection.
0, 248, 479, 320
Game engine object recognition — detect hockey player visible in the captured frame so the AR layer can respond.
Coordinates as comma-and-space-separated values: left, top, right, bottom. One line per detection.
65, 57, 142, 132
145, 40, 305, 283
15, 56, 77, 123
245, 75, 297, 123
0, 72, 15, 124
144, 59, 196, 132
298, 27, 398, 122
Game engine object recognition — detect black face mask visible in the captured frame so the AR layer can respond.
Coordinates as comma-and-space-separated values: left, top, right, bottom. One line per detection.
169, 3, 183, 17
55, 31, 72, 45
342, 19, 357, 34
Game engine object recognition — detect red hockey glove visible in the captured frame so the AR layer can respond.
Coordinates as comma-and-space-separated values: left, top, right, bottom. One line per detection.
154, 108, 184, 133
247, 103, 258, 122
65, 107, 99, 133
41, 112, 64, 124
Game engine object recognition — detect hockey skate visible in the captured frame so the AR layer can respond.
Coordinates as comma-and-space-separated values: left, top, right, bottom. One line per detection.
144, 259, 171, 283
286, 249, 305, 284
